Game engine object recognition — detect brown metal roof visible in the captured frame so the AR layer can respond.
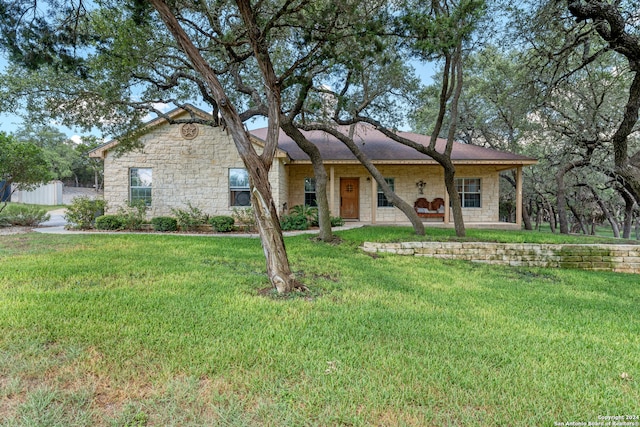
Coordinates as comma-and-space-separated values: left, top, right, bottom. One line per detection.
250, 123, 536, 164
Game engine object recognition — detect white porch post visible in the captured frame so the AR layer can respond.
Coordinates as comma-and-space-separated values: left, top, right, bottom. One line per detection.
516, 166, 523, 227
330, 166, 335, 216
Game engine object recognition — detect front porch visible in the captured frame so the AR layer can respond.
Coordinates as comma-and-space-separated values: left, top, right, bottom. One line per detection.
287, 164, 527, 227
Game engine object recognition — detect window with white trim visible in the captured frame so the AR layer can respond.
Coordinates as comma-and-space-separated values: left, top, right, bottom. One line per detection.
456, 178, 481, 208
130, 168, 152, 206
304, 178, 317, 207
229, 168, 251, 206
377, 178, 395, 207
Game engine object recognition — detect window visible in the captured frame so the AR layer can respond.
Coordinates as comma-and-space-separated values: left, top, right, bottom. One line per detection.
304, 178, 317, 207
377, 178, 395, 207
229, 168, 251, 206
456, 178, 481, 208
130, 168, 152, 206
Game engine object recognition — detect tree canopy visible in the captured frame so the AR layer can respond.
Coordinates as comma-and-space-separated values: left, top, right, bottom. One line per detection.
0, 131, 51, 212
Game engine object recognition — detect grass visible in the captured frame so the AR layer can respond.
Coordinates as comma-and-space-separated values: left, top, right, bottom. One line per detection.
355, 225, 640, 245
0, 228, 638, 426
1, 201, 67, 212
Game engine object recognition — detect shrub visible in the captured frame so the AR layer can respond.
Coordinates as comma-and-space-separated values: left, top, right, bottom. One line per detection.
65, 197, 106, 229
280, 213, 308, 231
210, 215, 235, 232
95, 215, 125, 230
0, 204, 50, 226
331, 216, 345, 227
171, 203, 209, 231
151, 216, 178, 232
290, 204, 318, 226
117, 200, 148, 231
232, 207, 256, 232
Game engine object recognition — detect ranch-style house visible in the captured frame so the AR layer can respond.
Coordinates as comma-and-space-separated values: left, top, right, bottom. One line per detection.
89, 107, 537, 227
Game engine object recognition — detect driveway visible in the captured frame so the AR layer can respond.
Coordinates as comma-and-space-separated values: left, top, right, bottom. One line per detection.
39, 208, 68, 227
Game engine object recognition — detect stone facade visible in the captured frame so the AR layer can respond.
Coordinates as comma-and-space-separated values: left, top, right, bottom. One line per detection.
96, 108, 520, 224
103, 121, 285, 218
361, 241, 640, 274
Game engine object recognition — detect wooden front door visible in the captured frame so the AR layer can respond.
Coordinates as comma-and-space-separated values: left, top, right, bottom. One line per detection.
340, 178, 359, 219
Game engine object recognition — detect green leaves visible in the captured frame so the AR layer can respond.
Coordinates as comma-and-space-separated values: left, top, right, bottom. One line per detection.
399, 0, 486, 58
0, 132, 51, 193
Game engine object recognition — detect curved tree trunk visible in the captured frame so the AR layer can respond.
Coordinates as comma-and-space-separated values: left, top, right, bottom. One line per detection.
248, 160, 298, 293
280, 121, 333, 241
538, 193, 556, 233
337, 46, 467, 237
566, 2, 640, 205
151, 0, 298, 293
588, 186, 620, 238
300, 123, 426, 235
556, 159, 591, 234
568, 203, 587, 234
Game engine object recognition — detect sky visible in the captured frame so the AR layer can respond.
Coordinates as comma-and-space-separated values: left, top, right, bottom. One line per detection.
0, 53, 436, 142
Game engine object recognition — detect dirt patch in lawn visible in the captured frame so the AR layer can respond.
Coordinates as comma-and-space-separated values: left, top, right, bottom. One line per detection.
0, 226, 31, 236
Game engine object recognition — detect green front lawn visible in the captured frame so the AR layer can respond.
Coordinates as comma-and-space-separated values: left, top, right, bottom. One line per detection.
0, 228, 638, 426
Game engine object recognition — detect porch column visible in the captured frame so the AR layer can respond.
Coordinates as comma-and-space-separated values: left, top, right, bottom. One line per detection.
516, 166, 523, 227
330, 166, 335, 216
371, 176, 377, 224
444, 181, 450, 224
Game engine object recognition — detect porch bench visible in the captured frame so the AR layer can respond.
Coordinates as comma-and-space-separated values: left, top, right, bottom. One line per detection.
414, 197, 445, 221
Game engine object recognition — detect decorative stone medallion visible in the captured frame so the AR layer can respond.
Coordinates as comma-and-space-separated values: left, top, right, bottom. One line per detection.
181, 123, 199, 140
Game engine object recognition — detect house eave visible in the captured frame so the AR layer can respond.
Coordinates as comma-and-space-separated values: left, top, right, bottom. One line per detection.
286, 159, 538, 167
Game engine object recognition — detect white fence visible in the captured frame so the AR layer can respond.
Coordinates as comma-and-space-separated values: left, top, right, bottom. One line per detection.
11, 181, 64, 205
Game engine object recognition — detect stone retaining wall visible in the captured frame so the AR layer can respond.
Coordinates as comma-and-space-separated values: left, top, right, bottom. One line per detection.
361, 241, 640, 274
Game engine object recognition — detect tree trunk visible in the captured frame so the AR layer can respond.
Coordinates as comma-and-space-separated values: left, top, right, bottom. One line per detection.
589, 186, 620, 238
568, 204, 587, 235
344, 48, 467, 237
248, 160, 298, 293
522, 198, 532, 230
442, 47, 466, 238
544, 199, 556, 233
151, 0, 297, 293
301, 123, 426, 236
620, 188, 636, 239
280, 121, 333, 241
550, 205, 558, 233
566, 2, 640, 205
444, 165, 466, 237
537, 192, 556, 232
556, 167, 569, 234
556, 159, 591, 234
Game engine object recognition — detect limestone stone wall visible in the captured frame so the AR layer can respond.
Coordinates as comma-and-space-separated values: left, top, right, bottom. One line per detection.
361, 241, 640, 274
104, 122, 283, 218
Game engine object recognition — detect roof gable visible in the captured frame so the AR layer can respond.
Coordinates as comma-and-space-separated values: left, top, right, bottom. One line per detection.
89, 105, 288, 159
